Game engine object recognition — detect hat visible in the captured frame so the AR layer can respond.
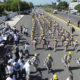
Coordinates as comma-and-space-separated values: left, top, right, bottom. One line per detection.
68, 51, 72, 55
48, 53, 51, 57
54, 37, 57, 40
62, 34, 64, 36
34, 53, 37, 56
75, 40, 78, 42
53, 74, 58, 79
34, 38, 36, 40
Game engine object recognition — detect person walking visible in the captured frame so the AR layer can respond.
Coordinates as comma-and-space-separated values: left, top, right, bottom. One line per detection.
44, 53, 53, 73
64, 52, 72, 70
31, 53, 40, 72
24, 43, 30, 57
24, 60, 31, 80
20, 26, 23, 33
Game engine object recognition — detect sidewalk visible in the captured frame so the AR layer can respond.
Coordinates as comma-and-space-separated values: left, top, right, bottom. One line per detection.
6, 15, 24, 29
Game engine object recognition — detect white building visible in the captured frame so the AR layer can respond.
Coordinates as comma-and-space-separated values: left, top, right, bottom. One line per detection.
69, 2, 80, 10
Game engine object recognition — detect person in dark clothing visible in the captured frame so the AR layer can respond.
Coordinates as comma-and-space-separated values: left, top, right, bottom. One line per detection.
0, 63, 6, 80
72, 27, 75, 34
78, 20, 80, 27
15, 44, 19, 59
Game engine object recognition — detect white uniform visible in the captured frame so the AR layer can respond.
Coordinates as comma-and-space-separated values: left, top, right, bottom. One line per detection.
6, 77, 12, 80
19, 52, 22, 58
8, 58, 15, 64
24, 61, 31, 80
7, 65, 14, 75
24, 62, 31, 75
24, 44, 30, 51
6, 77, 16, 80
66, 77, 73, 80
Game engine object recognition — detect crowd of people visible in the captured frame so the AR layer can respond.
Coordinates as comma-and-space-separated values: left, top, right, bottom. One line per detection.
0, 9, 80, 80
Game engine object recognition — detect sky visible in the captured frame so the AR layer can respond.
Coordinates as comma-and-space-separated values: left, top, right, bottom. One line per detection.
23, 0, 72, 5
0, 0, 72, 5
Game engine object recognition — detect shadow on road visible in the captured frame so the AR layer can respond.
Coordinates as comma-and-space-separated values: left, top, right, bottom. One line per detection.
51, 69, 64, 74
73, 34, 78, 37
56, 48, 64, 51
30, 75, 44, 80
67, 49, 75, 51
70, 66, 80, 71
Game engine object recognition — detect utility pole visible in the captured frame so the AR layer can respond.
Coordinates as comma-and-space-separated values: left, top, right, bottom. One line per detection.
77, 0, 79, 4
18, 0, 20, 15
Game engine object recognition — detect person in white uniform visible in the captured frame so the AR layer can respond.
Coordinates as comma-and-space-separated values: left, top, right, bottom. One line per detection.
24, 60, 31, 80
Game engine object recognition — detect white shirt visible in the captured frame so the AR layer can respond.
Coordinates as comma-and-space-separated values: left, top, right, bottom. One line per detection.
8, 59, 15, 64
18, 59, 22, 65
19, 52, 22, 58
6, 77, 12, 80
23, 28, 25, 33
24, 44, 30, 51
25, 29, 28, 33
66, 77, 70, 80
24, 62, 31, 74
7, 65, 14, 74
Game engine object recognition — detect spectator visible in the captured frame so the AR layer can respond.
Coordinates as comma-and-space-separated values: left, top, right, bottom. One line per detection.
78, 20, 80, 27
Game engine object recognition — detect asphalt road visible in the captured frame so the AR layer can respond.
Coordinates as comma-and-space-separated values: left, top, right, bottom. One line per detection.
53, 11, 80, 26
14, 14, 80, 80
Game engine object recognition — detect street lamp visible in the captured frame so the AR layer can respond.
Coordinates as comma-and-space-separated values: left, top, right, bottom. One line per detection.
67, 0, 70, 26
18, 0, 20, 15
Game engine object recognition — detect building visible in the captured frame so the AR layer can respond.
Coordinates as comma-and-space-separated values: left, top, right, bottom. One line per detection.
69, 2, 80, 10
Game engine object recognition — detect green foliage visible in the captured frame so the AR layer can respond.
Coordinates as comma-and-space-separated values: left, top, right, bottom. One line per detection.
40, 4, 53, 12
5, 0, 13, 11
11, 0, 18, 11
0, 2, 5, 13
4, 0, 34, 11
75, 4, 80, 12
20, 1, 29, 11
56, 1, 69, 10
52, 3, 57, 9
29, 2, 34, 8
72, 0, 77, 2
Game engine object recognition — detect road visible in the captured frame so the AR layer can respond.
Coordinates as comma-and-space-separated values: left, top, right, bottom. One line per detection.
10, 12, 80, 80
52, 11, 80, 26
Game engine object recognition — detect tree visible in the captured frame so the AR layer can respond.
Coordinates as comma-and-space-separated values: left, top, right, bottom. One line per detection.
56, 1, 69, 10
5, 0, 13, 11
72, 0, 77, 2
20, 1, 30, 11
0, 2, 5, 13
29, 2, 34, 8
5, 0, 34, 12
75, 4, 80, 12
52, 2, 56, 9
10, 0, 18, 11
